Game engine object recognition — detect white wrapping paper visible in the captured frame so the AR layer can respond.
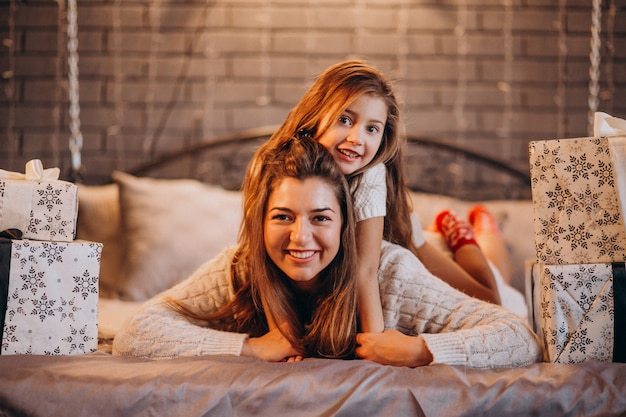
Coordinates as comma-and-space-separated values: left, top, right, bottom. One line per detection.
1, 239, 102, 355
536, 262, 616, 363
0, 160, 78, 242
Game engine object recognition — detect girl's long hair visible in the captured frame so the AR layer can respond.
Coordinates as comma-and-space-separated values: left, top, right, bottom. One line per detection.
268, 60, 417, 252
171, 137, 358, 359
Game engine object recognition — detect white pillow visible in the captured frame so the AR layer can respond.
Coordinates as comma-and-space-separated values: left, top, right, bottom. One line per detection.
112, 171, 243, 301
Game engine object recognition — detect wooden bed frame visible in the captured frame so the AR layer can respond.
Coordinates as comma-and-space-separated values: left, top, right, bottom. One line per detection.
128, 126, 531, 201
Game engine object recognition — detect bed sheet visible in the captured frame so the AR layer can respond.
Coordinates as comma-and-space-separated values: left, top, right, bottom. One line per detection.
1, 351, 625, 417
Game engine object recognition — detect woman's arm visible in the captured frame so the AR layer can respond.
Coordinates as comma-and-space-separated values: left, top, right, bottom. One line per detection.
366, 242, 542, 368
356, 330, 433, 367
112, 249, 247, 359
356, 216, 385, 333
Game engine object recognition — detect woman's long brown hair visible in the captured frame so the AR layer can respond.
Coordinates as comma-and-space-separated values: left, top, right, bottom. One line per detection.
170, 137, 358, 359
267, 60, 417, 252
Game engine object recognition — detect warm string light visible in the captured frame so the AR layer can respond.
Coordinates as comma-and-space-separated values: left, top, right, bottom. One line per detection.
67, 0, 83, 178
4, 0, 16, 170
587, 0, 602, 136
499, 0, 514, 196
53, 0, 64, 170
556, 0, 568, 139
453, 0, 469, 195
109, 0, 125, 171
604, 0, 616, 114
144, 0, 162, 155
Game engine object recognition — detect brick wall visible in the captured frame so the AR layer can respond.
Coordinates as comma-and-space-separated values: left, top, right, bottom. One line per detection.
1, 0, 624, 190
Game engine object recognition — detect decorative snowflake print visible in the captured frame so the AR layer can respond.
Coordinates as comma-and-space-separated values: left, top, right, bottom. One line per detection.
546, 183, 574, 212
27, 216, 42, 236
37, 184, 62, 211
42, 211, 70, 239
556, 297, 574, 319
563, 154, 593, 182
539, 214, 566, 243
590, 343, 612, 362
44, 347, 62, 356
6, 288, 28, 321
59, 296, 81, 322
20, 266, 46, 295
30, 293, 56, 322
531, 145, 563, 184
577, 292, 597, 317
62, 324, 93, 354
541, 299, 554, 321
593, 230, 625, 257
1, 325, 18, 351
88, 243, 102, 262
563, 223, 592, 250
73, 270, 97, 300
573, 186, 601, 215
38, 242, 66, 266
591, 160, 615, 187
567, 328, 593, 354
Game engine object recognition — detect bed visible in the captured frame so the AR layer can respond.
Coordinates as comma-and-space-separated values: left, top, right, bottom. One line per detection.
1, 127, 625, 417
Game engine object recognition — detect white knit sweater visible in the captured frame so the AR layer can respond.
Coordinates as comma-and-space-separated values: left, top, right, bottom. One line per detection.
113, 244, 542, 367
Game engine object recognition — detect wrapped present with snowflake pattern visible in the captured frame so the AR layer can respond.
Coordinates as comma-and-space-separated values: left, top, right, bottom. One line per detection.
0, 159, 78, 242
529, 136, 626, 265
0, 237, 102, 355
533, 262, 626, 363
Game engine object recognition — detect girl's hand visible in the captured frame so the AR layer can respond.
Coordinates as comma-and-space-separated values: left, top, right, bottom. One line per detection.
241, 327, 302, 362
355, 330, 433, 367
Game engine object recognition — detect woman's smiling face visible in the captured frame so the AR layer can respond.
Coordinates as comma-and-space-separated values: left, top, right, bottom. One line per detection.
263, 176, 342, 292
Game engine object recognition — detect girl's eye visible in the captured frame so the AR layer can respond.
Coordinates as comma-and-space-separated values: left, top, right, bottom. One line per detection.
367, 125, 380, 133
338, 116, 351, 126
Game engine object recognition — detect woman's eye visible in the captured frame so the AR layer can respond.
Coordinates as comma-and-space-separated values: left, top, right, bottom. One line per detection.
272, 214, 291, 221
367, 125, 380, 133
313, 215, 331, 223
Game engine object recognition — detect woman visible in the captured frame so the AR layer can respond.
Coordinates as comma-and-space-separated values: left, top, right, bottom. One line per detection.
113, 137, 542, 367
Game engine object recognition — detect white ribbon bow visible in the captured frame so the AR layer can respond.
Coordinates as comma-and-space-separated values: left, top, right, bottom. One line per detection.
0, 159, 61, 181
594, 112, 626, 137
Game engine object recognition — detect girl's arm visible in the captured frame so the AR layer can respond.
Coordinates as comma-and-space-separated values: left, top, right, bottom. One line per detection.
356, 216, 385, 333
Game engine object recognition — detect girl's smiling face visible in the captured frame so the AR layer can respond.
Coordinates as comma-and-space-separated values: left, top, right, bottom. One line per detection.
317, 93, 388, 175
264, 176, 343, 292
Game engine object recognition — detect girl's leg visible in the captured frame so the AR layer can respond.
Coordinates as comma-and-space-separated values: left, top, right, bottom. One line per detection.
468, 205, 513, 285
435, 210, 501, 304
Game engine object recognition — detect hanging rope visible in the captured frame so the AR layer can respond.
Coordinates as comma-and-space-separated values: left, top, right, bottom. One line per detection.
67, 0, 83, 181
587, 0, 602, 136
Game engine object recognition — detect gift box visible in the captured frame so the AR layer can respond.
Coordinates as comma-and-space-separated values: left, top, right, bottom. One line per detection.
533, 261, 626, 363
529, 135, 626, 265
0, 159, 78, 242
0, 237, 102, 355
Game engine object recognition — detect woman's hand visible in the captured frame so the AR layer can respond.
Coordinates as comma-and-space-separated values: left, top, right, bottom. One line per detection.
355, 330, 433, 367
241, 327, 302, 362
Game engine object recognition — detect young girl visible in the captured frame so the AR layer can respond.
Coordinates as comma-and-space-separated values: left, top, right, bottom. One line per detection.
112, 136, 541, 367
266, 60, 519, 332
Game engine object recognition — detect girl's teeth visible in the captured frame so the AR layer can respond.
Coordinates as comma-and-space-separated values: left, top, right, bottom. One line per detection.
340, 149, 358, 158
